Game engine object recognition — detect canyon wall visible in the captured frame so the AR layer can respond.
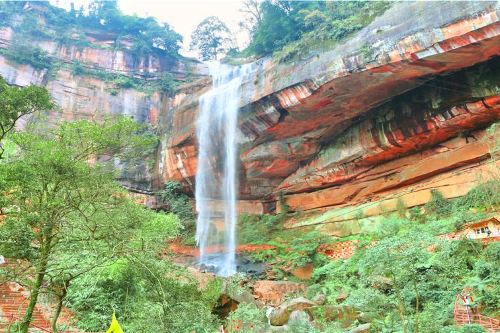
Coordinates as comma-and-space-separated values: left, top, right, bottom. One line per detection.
0, 4, 207, 192
1, 1, 500, 235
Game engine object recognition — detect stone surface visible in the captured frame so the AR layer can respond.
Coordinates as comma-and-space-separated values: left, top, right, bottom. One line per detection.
1, 1, 500, 220
349, 323, 372, 333
290, 263, 314, 281
283, 129, 499, 224
312, 293, 326, 306
252, 280, 306, 306
160, 1, 500, 207
268, 297, 316, 326
287, 309, 311, 325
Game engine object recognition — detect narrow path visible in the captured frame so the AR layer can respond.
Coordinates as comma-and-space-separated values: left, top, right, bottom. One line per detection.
0, 282, 52, 332
453, 293, 500, 332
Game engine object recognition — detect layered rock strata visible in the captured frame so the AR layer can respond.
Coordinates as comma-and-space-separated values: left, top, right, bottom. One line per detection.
1, 1, 500, 225
161, 1, 500, 217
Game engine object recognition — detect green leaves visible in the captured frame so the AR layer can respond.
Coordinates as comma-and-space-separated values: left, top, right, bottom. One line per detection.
242, 1, 391, 61
0, 1, 182, 58
0, 116, 178, 331
190, 16, 235, 60
0, 76, 53, 157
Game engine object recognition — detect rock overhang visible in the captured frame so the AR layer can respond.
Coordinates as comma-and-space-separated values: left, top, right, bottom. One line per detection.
162, 1, 500, 203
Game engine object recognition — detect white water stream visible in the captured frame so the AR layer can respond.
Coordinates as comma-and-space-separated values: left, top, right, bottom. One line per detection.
195, 62, 254, 276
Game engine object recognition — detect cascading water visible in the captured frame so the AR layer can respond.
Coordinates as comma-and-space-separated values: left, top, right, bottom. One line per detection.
195, 62, 254, 277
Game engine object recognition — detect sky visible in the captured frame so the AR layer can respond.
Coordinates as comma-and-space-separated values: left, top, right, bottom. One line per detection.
50, 0, 249, 57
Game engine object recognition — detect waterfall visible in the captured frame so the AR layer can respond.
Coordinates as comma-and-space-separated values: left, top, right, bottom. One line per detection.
195, 62, 253, 276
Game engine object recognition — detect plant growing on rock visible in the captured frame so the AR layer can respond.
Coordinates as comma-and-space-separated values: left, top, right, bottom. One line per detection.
157, 181, 196, 240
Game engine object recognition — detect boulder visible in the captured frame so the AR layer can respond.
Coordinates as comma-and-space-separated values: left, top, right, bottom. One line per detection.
349, 323, 371, 333
290, 263, 314, 280
253, 280, 306, 306
268, 297, 316, 326
288, 310, 311, 325
312, 293, 326, 305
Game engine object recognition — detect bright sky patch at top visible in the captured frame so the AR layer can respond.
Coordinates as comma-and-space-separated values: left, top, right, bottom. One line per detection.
49, 0, 248, 58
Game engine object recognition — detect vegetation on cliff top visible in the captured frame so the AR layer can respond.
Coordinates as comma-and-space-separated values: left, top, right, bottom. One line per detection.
0, 1, 182, 57
0, 1, 183, 96
190, 16, 236, 61
229, 0, 391, 63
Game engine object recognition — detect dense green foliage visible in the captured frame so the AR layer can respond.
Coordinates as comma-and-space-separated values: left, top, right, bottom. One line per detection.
227, 180, 500, 332
190, 16, 235, 60
0, 41, 54, 72
0, 75, 53, 158
226, 302, 267, 333
0, 116, 161, 332
0, 85, 218, 332
0, 1, 182, 57
236, 0, 391, 62
66, 257, 220, 332
0, 2, 181, 96
157, 181, 196, 240
308, 224, 498, 333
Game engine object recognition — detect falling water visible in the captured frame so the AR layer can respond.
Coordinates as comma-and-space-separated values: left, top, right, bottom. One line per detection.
195, 62, 254, 276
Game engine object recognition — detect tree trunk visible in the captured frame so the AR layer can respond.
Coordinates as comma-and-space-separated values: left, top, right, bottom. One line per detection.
19, 248, 50, 333
413, 279, 420, 333
51, 286, 67, 333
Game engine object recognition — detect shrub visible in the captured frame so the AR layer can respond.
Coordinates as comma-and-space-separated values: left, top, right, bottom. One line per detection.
225, 303, 268, 333
425, 189, 453, 217
70, 61, 85, 76
157, 181, 195, 238
453, 180, 500, 212
1, 42, 54, 71
459, 324, 488, 333
157, 73, 178, 95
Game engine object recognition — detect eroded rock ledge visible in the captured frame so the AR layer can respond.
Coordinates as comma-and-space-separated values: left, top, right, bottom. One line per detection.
162, 1, 500, 220
1, 1, 499, 226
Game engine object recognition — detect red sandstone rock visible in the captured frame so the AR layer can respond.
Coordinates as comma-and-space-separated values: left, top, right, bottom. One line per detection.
162, 2, 500, 203
2, 2, 500, 216
252, 280, 306, 306
169, 241, 275, 257
290, 263, 314, 280
284, 130, 497, 213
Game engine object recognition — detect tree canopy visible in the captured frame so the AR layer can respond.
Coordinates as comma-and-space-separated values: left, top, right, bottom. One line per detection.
0, 116, 164, 332
236, 0, 391, 62
0, 1, 183, 57
190, 16, 235, 61
0, 76, 53, 159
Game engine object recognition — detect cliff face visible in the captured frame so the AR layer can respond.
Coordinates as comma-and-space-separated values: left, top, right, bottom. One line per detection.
0, 6, 207, 192
2, 1, 500, 234
160, 1, 500, 231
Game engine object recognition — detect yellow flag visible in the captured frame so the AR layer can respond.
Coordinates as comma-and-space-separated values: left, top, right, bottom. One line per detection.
106, 312, 124, 333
